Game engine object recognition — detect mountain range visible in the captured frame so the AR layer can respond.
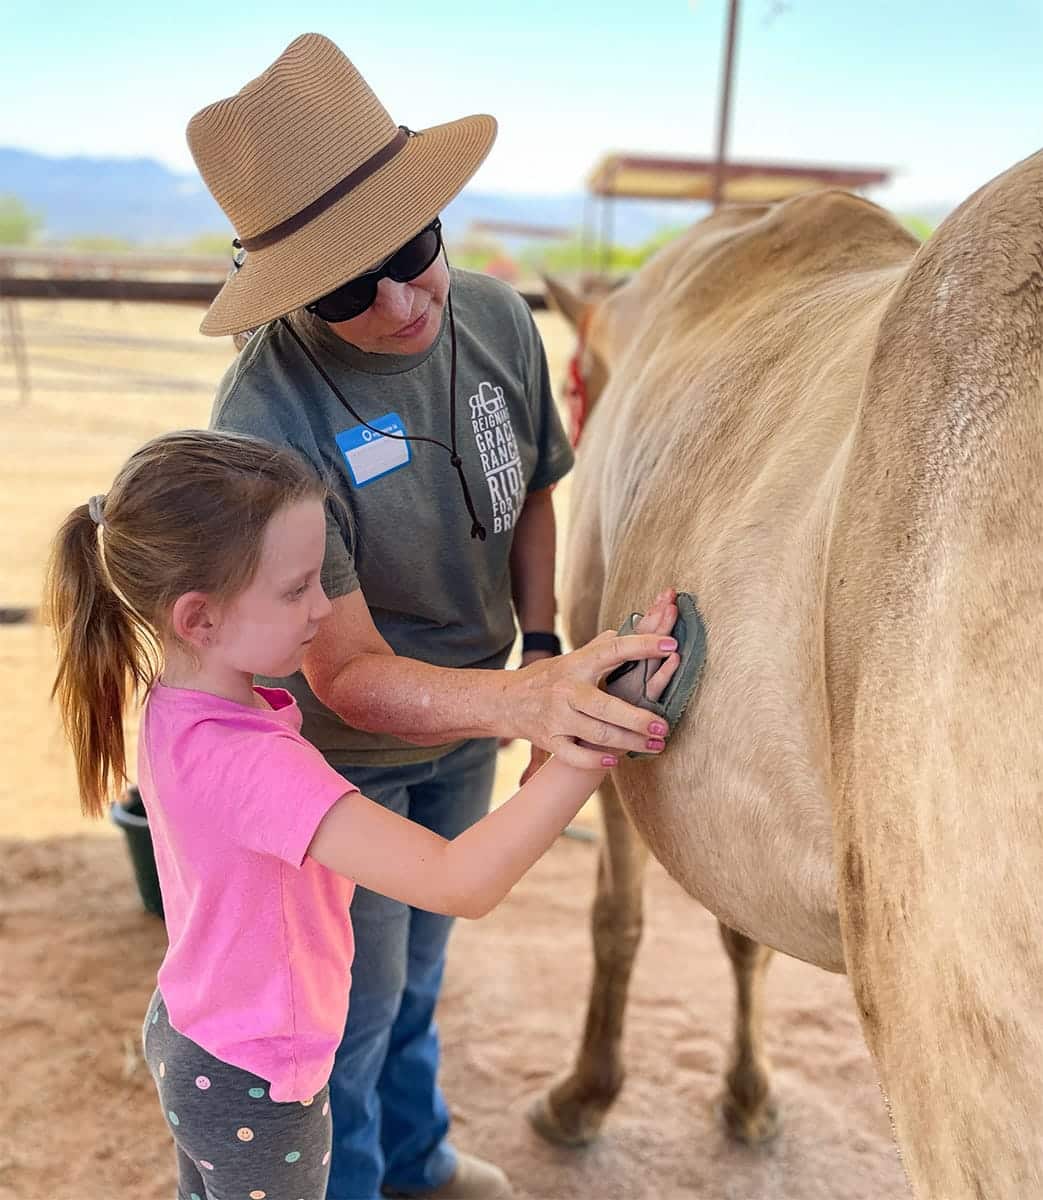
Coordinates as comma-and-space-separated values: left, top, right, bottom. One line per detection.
0, 146, 709, 249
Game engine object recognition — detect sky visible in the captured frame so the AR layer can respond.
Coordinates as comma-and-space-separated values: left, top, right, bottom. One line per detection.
2, 0, 1041, 214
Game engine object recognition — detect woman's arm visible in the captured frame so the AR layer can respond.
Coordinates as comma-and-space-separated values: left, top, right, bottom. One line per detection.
509, 486, 558, 642
302, 590, 679, 766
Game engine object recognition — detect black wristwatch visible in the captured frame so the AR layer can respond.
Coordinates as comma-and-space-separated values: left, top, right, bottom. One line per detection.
521, 631, 562, 656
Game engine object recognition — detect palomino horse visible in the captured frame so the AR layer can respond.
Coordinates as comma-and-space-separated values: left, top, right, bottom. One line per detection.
533, 150, 1043, 1198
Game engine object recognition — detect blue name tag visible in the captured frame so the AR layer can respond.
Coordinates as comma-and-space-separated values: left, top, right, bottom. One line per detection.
336, 413, 411, 487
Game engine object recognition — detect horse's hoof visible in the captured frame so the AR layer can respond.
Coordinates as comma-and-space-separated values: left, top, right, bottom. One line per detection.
526, 1092, 600, 1148
717, 1094, 782, 1147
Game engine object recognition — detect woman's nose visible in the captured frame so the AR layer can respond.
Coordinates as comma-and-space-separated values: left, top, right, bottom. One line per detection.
372, 277, 416, 321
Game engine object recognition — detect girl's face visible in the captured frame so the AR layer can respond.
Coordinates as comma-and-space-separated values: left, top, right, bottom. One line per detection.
212, 498, 333, 679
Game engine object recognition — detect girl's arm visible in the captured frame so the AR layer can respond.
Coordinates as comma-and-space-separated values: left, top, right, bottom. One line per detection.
308, 755, 609, 918
306, 599, 679, 919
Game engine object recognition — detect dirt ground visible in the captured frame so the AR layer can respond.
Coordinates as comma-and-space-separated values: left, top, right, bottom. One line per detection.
0, 300, 907, 1199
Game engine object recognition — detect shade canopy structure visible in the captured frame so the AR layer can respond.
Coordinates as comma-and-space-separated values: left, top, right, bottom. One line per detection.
579, 151, 894, 278
587, 152, 892, 204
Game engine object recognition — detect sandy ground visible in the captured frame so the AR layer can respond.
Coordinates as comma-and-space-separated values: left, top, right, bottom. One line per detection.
0, 299, 907, 1199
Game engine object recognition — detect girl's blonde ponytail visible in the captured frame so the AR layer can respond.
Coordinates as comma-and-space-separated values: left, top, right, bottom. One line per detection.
45, 502, 155, 818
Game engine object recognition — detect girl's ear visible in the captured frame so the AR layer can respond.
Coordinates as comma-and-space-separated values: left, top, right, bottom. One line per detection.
171, 592, 217, 648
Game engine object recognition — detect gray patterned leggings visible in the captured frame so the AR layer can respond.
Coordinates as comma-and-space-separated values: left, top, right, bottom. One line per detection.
142, 990, 332, 1200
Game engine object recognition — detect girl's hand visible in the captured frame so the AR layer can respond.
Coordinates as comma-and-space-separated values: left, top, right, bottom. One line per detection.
631, 588, 682, 704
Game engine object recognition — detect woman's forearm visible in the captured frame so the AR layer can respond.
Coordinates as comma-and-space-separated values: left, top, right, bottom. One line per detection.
309, 489, 559, 748
317, 651, 514, 745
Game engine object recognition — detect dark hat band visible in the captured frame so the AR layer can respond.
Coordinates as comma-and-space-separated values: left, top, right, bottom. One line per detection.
239, 126, 413, 253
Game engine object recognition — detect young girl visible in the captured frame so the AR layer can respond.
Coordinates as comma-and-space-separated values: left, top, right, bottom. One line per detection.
45, 429, 678, 1200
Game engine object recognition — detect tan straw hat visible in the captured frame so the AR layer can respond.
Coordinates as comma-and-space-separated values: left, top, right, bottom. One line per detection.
187, 33, 497, 337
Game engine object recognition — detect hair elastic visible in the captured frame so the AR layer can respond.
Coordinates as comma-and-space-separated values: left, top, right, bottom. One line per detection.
87, 495, 106, 527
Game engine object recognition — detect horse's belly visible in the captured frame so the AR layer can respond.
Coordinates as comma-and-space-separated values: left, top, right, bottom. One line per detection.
593, 377, 859, 971
605, 524, 846, 972
616, 694, 845, 970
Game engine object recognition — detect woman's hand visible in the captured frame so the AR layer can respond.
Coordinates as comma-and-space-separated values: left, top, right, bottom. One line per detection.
507, 589, 682, 772
500, 646, 558, 750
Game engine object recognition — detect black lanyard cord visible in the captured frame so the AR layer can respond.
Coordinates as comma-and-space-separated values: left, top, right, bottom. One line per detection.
278, 288, 487, 541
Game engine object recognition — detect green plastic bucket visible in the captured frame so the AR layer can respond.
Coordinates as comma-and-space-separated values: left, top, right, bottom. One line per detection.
110, 787, 165, 919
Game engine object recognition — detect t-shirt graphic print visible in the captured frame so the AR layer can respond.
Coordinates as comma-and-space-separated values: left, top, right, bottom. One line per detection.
469, 380, 524, 535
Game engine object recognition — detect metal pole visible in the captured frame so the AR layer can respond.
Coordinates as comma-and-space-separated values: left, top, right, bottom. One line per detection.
711, 0, 740, 210
1, 296, 31, 406
580, 191, 592, 281
601, 195, 615, 279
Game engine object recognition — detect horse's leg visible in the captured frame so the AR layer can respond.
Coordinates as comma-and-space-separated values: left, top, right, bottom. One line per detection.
528, 774, 648, 1145
716, 923, 780, 1144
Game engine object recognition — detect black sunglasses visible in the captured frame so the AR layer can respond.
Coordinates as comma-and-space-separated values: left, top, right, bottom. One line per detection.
306, 218, 443, 323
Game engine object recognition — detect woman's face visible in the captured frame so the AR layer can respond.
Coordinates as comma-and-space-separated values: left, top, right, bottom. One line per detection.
326, 256, 450, 356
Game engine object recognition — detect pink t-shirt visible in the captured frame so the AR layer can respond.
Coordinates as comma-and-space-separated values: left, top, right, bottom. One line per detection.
138, 683, 356, 1102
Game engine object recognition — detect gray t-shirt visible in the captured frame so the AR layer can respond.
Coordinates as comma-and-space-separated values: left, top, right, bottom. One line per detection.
210, 268, 573, 766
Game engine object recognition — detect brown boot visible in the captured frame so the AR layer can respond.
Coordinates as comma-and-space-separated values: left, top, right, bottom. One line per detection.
382, 1152, 513, 1199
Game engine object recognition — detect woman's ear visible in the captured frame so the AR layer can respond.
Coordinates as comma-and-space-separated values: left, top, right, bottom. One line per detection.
170, 591, 217, 649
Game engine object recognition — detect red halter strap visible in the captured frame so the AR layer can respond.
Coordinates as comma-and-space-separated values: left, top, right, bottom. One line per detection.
564, 307, 593, 449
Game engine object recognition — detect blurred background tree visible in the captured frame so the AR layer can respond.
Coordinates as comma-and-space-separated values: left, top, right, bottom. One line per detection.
899, 214, 935, 241
183, 231, 236, 257
521, 224, 689, 277
0, 194, 42, 245
65, 235, 135, 252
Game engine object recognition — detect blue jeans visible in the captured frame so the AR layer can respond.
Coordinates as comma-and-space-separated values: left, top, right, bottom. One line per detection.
326, 738, 499, 1200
